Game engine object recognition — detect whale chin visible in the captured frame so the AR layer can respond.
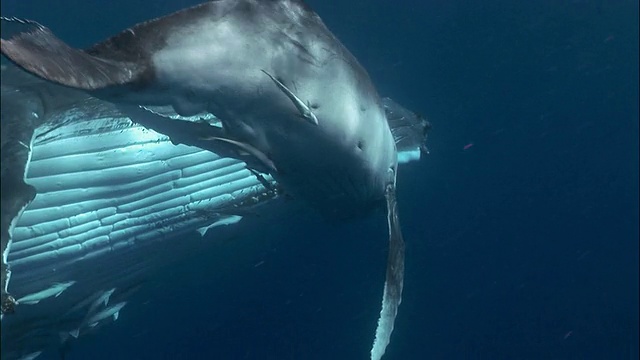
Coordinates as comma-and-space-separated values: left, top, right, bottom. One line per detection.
278, 168, 387, 222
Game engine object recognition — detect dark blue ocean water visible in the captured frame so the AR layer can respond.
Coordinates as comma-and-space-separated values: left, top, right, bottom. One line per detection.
2, 1, 638, 359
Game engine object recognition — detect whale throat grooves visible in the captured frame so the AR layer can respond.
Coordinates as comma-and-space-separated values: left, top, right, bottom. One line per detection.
370, 184, 405, 360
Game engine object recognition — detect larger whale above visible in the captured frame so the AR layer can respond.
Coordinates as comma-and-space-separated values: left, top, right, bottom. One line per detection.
1, 1, 417, 358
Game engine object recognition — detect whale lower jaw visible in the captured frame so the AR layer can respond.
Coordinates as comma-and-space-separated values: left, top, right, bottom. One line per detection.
277, 166, 386, 221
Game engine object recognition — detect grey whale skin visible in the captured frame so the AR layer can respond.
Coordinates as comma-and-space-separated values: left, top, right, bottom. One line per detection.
1, 1, 429, 359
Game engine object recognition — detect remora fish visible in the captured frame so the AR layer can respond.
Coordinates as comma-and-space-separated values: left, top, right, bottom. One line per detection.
15, 281, 76, 305
15, 351, 41, 360
1, 2, 431, 358
84, 301, 127, 329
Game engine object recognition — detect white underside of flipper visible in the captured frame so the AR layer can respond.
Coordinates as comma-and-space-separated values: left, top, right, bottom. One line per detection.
371, 282, 400, 360
370, 184, 405, 360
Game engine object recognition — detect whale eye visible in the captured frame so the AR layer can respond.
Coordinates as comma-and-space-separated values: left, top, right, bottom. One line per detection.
310, 103, 319, 109
357, 140, 365, 150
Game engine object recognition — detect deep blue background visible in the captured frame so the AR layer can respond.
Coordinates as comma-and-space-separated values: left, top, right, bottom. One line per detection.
2, 1, 638, 359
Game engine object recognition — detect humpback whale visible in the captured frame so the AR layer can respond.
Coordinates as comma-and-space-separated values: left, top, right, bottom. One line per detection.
1, 1, 428, 358
1, 81, 427, 360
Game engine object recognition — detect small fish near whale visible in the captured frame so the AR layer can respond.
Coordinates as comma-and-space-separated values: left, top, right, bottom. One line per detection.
1, 1, 432, 359
15, 281, 77, 306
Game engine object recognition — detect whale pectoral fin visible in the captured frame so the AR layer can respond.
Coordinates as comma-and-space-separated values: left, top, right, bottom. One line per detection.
383, 97, 432, 163
120, 105, 276, 174
370, 184, 405, 360
1, 17, 145, 90
201, 137, 277, 173
260, 70, 318, 125
116, 105, 227, 145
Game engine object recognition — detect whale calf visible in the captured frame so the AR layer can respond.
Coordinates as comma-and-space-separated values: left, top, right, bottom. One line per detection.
1, 1, 423, 358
